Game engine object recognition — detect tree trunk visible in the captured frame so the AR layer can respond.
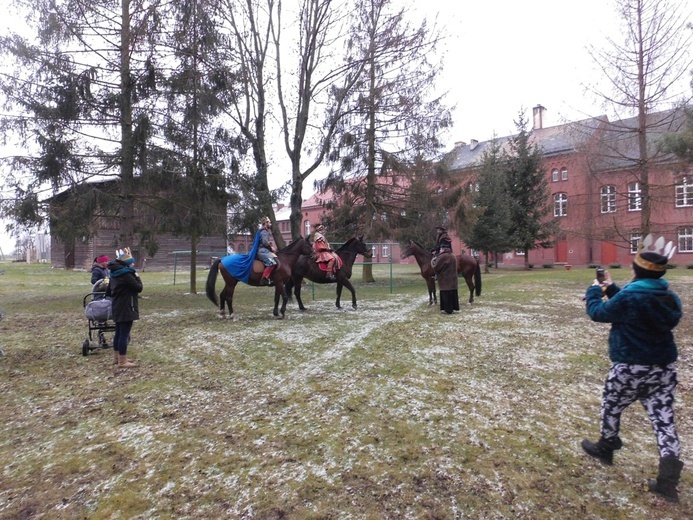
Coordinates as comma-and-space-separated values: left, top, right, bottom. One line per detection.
361, 257, 375, 283
190, 234, 198, 294
119, 0, 135, 246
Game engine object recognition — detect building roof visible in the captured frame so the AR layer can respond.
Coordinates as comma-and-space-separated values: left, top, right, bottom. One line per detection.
443, 107, 689, 174
441, 116, 606, 172
586, 108, 687, 173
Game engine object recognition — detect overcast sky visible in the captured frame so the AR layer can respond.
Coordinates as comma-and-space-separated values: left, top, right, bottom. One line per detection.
1, 0, 691, 254
432, 0, 617, 144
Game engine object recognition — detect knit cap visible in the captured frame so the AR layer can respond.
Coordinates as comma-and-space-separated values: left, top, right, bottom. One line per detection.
96, 255, 109, 263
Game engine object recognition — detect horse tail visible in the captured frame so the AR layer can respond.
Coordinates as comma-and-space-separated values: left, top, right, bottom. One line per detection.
206, 258, 220, 306
474, 260, 482, 296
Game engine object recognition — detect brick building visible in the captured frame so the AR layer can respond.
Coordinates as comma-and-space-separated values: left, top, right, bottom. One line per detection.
442, 105, 693, 268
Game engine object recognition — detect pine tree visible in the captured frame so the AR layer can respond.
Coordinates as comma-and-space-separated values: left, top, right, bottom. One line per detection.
505, 111, 557, 268
322, 0, 451, 281
465, 138, 514, 269
0, 0, 162, 259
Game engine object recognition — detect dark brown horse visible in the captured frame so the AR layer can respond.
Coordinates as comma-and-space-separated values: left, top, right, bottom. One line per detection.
285, 236, 372, 310
206, 237, 313, 320
401, 240, 482, 305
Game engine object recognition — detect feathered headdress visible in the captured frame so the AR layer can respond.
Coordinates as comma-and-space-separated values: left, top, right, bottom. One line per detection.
633, 234, 675, 277
116, 247, 135, 266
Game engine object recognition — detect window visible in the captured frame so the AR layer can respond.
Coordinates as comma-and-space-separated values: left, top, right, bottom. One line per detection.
382, 245, 389, 258
600, 186, 616, 213
630, 232, 641, 254
679, 227, 693, 252
371, 245, 377, 258
552, 169, 559, 182
628, 182, 641, 211
304, 220, 311, 236
561, 167, 568, 180
675, 177, 693, 207
554, 193, 567, 217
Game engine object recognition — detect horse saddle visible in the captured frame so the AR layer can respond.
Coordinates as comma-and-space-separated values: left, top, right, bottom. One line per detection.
252, 259, 281, 274
316, 256, 343, 272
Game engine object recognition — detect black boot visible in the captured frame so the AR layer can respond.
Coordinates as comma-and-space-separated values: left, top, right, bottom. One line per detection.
648, 455, 684, 503
581, 436, 623, 465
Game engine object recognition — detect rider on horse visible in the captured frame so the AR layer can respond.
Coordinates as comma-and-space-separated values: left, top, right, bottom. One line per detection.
431, 225, 453, 257
312, 224, 338, 282
257, 216, 278, 286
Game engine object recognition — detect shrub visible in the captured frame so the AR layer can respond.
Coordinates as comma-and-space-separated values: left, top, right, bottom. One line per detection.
667, 263, 677, 269
528, 264, 534, 269
608, 263, 622, 269
687, 264, 693, 270
587, 263, 600, 269
542, 264, 554, 269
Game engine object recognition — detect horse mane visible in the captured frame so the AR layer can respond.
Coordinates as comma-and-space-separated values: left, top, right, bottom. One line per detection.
337, 237, 358, 251
412, 240, 431, 253
279, 236, 306, 252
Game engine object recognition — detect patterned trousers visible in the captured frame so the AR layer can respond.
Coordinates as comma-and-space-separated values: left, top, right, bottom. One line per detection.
600, 362, 680, 458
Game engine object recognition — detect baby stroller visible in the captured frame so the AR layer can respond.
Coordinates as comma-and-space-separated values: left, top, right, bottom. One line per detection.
82, 280, 115, 356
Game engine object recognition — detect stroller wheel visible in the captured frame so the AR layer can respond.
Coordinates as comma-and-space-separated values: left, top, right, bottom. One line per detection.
82, 340, 90, 356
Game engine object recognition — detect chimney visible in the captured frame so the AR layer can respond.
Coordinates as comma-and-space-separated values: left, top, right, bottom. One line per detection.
470, 139, 479, 150
533, 105, 546, 130
454, 141, 467, 148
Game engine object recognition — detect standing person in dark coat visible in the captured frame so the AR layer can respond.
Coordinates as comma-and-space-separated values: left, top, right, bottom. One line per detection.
433, 245, 459, 314
106, 248, 143, 368
581, 235, 683, 502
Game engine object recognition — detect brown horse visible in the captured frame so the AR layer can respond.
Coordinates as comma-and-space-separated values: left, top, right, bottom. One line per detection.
205, 237, 313, 320
285, 236, 372, 310
401, 240, 482, 305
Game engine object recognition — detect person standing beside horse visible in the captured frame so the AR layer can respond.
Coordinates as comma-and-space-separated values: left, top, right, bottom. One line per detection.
581, 235, 683, 502
106, 248, 143, 368
312, 224, 338, 282
257, 216, 278, 286
432, 244, 459, 314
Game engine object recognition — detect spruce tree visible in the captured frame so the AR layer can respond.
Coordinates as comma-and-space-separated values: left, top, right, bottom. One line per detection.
505, 111, 557, 268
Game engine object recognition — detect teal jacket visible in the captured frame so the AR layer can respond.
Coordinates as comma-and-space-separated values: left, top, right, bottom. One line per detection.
585, 278, 682, 365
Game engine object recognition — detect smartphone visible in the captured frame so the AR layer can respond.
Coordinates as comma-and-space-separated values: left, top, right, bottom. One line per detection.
596, 268, 605, 282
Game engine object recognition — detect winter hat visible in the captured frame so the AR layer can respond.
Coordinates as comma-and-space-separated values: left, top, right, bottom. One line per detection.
632, 234, 675, 279
116, 247, 135, 266
96, 255, 109, 263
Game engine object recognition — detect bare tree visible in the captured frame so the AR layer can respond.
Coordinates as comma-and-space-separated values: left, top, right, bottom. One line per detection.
272, 0, 365, 240
588, 0, 693, 236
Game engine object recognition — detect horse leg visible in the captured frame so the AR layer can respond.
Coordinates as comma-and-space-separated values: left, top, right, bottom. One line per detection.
274, 283, 286, 319
293, 277, 307, 311
335, 280, 343, 309
427, 277, 437, 305
465, 275, 475, 304
225, 281, 238, 320
340, 279, 357, 309
218, 287, 227, 318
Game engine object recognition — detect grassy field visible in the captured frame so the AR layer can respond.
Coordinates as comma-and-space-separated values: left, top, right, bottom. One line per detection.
1, 261, 692, 519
